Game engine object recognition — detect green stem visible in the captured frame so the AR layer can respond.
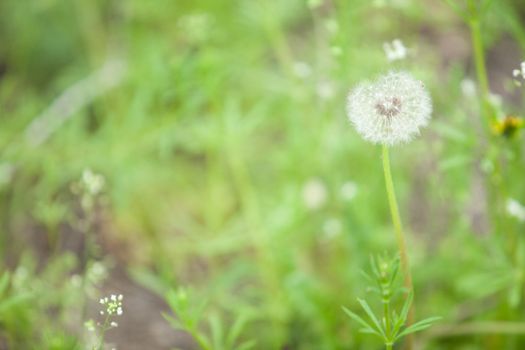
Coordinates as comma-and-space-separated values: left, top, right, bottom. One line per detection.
468, 6, 493, 125
384, 299, 392, 349
382, 145, 413, 350
95, 315, 110, 350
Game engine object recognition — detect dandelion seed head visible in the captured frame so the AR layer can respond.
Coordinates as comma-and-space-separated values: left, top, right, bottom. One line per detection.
346, 71, 432, 146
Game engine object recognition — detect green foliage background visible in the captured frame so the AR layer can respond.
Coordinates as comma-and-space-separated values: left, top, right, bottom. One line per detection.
0, 0, 524, 349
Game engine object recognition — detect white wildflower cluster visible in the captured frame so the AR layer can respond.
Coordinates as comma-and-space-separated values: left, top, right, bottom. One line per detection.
512, 61, 525, 86
347, 71, 432, 146
506, 198, 525, 222
100, 294, 124, 318
71, 168, 105, 212
383, 39, 408, 62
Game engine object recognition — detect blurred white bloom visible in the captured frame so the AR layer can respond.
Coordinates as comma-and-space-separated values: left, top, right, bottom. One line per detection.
347, 71, 432, 146
84, 319, 95, 332
178, 13, 213, 43
507, 198, 525, 222
88, 261, 108, 284
316, 81, 335, 100
324, 19, 338, 35
110, 321, 118, 328
331, 46, 342, 57
340, 181, 358, 201
70, 274, 82, 287
307, 0, 323, 9
82, 169, 105, 196
293, 62, 312, 79
460, 78, 476, 98
512, 61, 525, 86
302, 178, 327, 210
488, 93, 502, 108
383, 39, 407, 62
322, 218, 342, 239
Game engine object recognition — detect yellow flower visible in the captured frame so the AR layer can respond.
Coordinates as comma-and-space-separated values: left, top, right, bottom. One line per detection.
491, 115, 524, 138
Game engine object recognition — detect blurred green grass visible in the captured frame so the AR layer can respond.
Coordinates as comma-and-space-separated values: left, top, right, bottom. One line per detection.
0, 0, 525, 349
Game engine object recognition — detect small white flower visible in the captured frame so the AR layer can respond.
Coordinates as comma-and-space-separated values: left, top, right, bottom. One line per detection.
383, 39, 408, 62
512, 61, 525, 86
507, 198, 525, 222
302, 178, 327, 210
340, 181, 358, 201
460, 78, 476, 98
110, 321, 118, 328
346, 71, 432, 146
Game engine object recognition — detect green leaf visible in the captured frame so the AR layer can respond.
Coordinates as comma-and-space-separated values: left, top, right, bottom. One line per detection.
391, 292, 413, 337
397, 317, 442, 339
226, 314, 250, 347
237, 340, 256, 350
342, 306, 383, 338
209, 312, 224, 349
356, 298, 385, 337
0, 272, 9, 297
443, 0, 469, 21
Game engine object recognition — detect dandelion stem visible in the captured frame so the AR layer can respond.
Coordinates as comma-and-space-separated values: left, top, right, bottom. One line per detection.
382, 144, 414, 350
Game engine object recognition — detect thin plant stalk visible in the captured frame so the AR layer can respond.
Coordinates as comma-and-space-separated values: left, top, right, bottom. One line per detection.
382, 144, 414, 350
469, 17, 491, 122
384, 298, 393, 350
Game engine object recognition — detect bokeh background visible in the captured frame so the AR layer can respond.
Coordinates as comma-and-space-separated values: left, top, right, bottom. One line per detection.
1, 0, 525, 349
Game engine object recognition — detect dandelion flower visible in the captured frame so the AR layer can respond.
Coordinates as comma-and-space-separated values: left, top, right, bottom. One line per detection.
346, 71, 432, 146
